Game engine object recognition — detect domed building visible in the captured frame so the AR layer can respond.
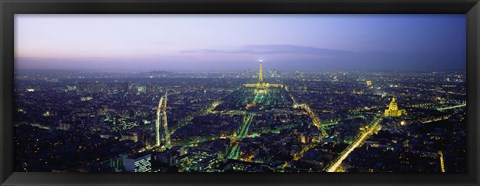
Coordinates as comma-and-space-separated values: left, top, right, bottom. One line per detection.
384, 97, 406, 117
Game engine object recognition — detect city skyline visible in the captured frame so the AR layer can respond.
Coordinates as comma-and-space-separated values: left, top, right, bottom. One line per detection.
14, 63, 467, 172
15, 14, 465, 72
14, 15, 467, 172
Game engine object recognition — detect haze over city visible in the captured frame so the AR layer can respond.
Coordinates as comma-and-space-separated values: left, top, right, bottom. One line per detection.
14, 14, 466, 173
15, 14, 465, 72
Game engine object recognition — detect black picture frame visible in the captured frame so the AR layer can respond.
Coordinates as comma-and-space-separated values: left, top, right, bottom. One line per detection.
1, 0, 479, 185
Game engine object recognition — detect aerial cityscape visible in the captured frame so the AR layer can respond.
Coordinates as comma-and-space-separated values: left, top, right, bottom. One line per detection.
14, 15, 466, 172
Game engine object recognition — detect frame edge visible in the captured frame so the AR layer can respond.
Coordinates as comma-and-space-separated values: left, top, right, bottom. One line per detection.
466, 2, 480, 185
0, 1, 15, 186
1, 0, 480, 186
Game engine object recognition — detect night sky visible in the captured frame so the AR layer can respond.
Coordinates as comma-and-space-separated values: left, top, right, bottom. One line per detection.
15, 14, 466, 72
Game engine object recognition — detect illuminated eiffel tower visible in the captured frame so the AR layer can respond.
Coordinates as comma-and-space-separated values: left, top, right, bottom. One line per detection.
243, 60, 284, 108
243, 60, 284, 93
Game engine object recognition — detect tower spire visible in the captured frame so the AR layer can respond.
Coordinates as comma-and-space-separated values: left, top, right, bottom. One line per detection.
259, 60, 264, 83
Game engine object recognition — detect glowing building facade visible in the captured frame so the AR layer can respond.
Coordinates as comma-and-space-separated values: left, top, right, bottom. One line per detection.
123, 153, 152, 172
384, 97, 406, 117
366, 80, 372, 87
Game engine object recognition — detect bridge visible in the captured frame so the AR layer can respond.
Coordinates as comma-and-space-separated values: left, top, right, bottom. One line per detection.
321, 115, 367, 129
436, 103, 466, 111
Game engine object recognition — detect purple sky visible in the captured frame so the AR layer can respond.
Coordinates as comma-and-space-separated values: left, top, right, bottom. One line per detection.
15, 14, 466, 72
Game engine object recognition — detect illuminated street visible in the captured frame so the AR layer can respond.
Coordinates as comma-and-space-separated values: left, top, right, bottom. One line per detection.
14, 65, 467, 173
326, 117, 382, 172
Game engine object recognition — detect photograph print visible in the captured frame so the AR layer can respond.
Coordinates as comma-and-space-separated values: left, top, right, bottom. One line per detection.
14, 14, 466, 173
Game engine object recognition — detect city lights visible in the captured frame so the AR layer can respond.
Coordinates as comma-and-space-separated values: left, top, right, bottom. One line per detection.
13, 62, 467, 173
14, 15, 466, 173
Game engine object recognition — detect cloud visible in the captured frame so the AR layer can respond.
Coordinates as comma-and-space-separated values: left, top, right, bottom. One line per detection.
181, 44, 356, 57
